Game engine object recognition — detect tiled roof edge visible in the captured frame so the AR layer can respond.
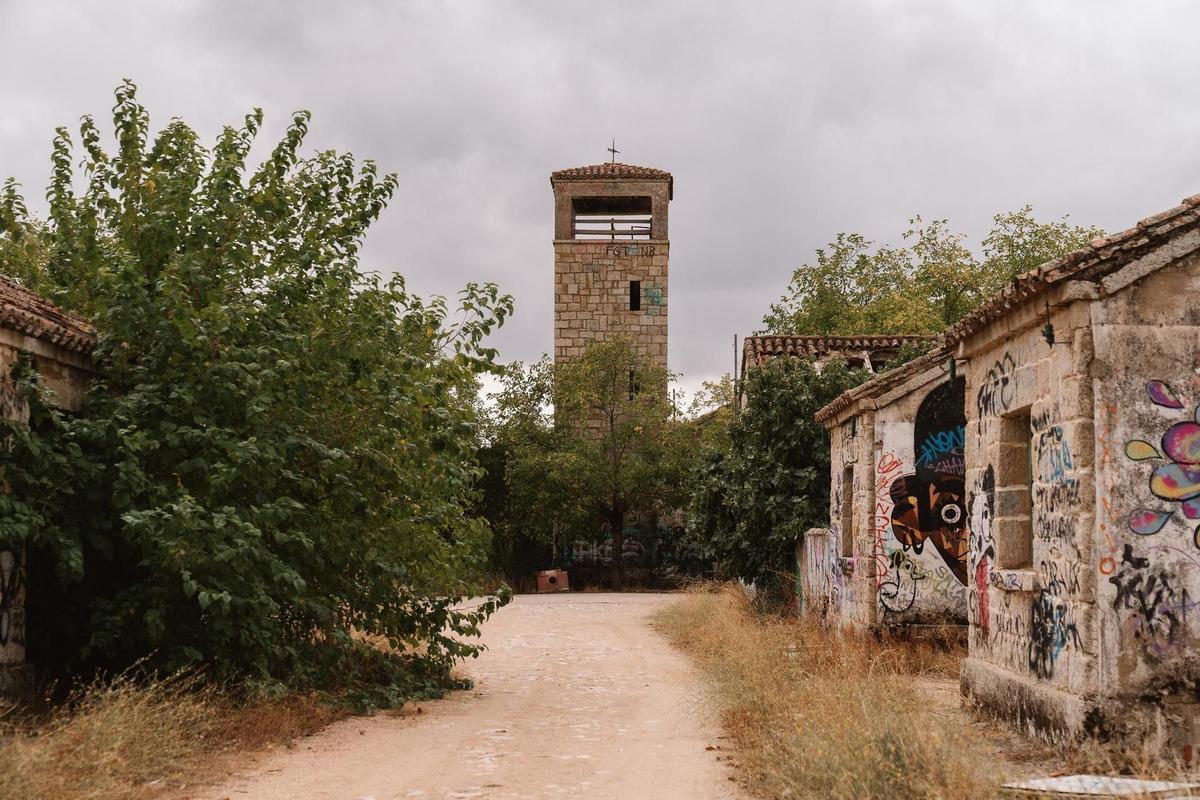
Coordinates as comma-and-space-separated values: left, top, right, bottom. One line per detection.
946, 193, 1200, 347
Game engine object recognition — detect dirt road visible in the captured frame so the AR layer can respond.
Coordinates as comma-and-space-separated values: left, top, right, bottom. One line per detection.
201, 593, 742, 800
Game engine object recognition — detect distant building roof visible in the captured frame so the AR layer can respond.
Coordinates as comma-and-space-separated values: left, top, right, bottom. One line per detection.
551, 163, 673, 198
0, 276, 96, 354
742, 334, 936, 369
946, 192, 1200, 346
814, 346, 949, 424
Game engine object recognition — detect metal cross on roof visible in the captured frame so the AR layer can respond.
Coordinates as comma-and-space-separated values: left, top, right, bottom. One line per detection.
607, 138, 620, 163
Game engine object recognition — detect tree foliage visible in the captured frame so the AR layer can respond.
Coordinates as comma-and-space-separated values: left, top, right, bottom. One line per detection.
762, 208, 1101, 335
482, 339, 693, 584
685, 357, 868, 592
0, 82, 512, 704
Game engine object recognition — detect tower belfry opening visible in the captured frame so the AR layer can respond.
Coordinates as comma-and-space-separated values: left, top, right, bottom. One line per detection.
550, 161, 672, 375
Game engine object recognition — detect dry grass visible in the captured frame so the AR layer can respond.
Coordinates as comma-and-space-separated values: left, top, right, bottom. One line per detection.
0, 673, 341, 800
653, 584, 1005, 800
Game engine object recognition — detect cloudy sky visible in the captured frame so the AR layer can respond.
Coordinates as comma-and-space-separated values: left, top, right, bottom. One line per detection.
3, 1, 1200, 396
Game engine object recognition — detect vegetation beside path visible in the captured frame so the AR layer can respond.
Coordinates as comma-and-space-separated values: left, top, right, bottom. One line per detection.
654, 585, 1004, 799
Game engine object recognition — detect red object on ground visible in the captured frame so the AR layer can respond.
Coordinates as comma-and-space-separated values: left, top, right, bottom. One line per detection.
536, 569, 569, 592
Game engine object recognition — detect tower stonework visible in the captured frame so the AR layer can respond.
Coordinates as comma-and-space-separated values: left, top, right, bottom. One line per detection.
550, 163, 671, 371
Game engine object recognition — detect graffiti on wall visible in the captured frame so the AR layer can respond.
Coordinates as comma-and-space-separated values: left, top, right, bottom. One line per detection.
1032, 411, 1082, 545
643, 283, 664, 316
1029, 552, 1082, 679
1109, 542, 1184, 657
1126, 380, 1200, 547
968, 465, 996, 642
887, 378, 969, 585
976, 353, 1017, 417
0, 549, 25, 656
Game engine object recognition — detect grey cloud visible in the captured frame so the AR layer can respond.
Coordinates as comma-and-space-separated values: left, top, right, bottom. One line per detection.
4, 0, 1200, 397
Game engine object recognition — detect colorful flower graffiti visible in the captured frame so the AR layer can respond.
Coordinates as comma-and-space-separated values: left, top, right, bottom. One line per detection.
1126, 380, 1200, 547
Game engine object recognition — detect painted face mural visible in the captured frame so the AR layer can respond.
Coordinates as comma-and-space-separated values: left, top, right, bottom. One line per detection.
889, 378, 969, 585
1126, 380, 1200, 546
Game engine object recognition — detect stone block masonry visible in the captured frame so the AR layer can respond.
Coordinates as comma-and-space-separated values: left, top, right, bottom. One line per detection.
553, 240, 668, 372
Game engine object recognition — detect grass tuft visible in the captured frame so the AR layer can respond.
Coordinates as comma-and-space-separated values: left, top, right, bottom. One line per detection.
654, 583, 1002, 799
0, 672, 339, 800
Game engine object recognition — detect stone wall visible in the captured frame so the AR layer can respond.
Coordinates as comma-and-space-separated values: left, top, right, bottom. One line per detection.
958, 251, 1200, 750
871, 374, 968, 626
810, 360, 968, 631
553, 240, 668, 371
0, 295, 93, 696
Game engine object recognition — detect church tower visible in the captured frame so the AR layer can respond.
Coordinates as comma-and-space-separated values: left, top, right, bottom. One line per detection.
550, 162, 672, 372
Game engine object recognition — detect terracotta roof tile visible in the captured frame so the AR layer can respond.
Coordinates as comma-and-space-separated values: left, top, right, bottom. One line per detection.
742, 334, 937, 368
946, 193, 1200, 346
0, 276, 96, 354
814, 345, 949, 423
550, 163, 673, 182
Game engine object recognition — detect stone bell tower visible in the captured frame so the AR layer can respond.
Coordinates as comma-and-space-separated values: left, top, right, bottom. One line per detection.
550, 162, 672, 372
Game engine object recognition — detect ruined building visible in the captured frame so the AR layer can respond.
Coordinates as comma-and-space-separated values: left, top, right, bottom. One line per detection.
550, 162, 671, 371
801, 193, 1200, 753
808, 345, 967, 630
953, 195, 1200, 750
0, 277, 94, 695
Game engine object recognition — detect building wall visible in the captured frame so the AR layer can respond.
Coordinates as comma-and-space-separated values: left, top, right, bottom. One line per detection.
0, 328, 91, 693
813, 408, 876, 629
960, 253, 1200, 746
872, 375, 968, 626
959, 291, 1097, 736
1089, 252, 1200, 750
553, 240, 668, 371
808, 370, 968, 630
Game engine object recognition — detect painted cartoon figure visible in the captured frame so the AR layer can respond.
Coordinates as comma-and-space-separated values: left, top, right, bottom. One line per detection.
889, 377, 969, 585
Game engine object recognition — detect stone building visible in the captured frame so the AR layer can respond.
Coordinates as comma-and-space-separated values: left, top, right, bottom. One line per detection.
807, 346, 968, 631
550, 162, 671, 371
0, 277, 94, 694
949, 194, 1200, 750
796, 193, 1200, 754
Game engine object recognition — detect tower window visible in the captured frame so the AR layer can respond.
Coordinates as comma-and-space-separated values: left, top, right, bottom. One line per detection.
572, 196, 652, 240
630, 280, 641, 311
628, 370, 640, 400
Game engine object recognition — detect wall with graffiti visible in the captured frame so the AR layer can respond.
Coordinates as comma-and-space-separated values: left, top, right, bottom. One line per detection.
809, 359, 969, 631
805, 405, 881, 629
956, 246, 1200, 746
963, 313, 1094, 702
1091, 260, 1200, 701
873, 376, 968, 625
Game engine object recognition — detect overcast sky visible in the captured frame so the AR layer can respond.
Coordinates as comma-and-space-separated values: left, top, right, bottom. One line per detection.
4, 1, 1200, 396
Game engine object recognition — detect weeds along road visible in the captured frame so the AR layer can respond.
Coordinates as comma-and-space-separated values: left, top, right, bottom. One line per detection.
200, 593, 742, 800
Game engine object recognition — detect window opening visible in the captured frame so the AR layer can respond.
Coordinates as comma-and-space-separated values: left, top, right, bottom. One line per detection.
997, 407, 1033, 569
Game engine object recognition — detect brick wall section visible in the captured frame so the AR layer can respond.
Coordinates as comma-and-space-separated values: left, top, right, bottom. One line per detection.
553, 240, 668, 371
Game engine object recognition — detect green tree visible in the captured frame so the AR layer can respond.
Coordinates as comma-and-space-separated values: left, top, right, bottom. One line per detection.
484, 339, 693, 586
685, 357, 868, 595
762, 208, 1101, 335
0, 82, 512, 704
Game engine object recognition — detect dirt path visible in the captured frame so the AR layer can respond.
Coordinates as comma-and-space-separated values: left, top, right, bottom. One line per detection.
199, 594, 741, 800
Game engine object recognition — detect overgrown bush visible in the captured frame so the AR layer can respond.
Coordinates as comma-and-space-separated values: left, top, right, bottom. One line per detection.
685, 357, 867, 593
0, 82, 511, 701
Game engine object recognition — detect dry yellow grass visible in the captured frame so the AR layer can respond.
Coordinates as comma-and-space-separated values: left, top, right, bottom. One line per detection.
0, 673, 340, 800
653, 583, 1003, 800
